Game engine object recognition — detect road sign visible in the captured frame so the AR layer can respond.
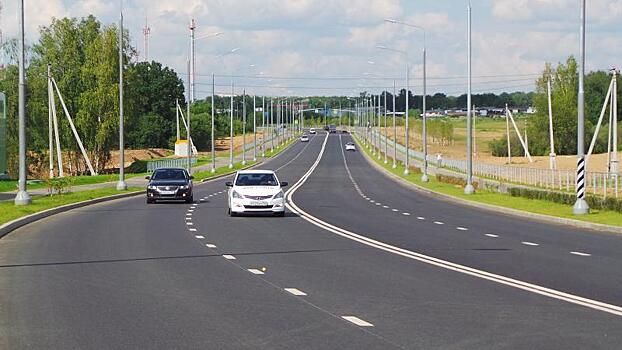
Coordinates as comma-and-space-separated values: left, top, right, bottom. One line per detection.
0, 92, 6, 176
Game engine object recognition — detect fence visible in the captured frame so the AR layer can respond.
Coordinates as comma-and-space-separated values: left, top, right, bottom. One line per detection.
147, 157, 197, 172
362, 128, 622, 199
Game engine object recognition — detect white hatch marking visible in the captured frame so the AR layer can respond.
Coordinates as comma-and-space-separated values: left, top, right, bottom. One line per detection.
223, 255, 236, 260
522, 242, 539, 246
285, 288, 307, 296
248, 269, 265, 275
571, 251, 591, 257
342, 316, 374, 327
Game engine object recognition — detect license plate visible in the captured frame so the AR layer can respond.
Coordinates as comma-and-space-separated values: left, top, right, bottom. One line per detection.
250, 201, 268, 206
160, 190, 175, 195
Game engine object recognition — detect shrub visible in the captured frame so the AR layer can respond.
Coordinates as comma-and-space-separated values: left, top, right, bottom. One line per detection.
436, 174, 479, 189
126, 160, 148, 174
508, 187, 622, 213
46, 177, 75, 195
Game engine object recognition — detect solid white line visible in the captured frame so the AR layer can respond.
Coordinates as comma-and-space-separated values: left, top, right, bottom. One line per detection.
342, 316, 374, 327
485, 234, 499, 238
248, 268, 265, 275
522, 241, 539, 246
195, 235, 205, 239
206, 244, 217, 248
284, 288, 307, 296
457, 227, 468, 231
434, 221, 444, 225
571, 251, 591, 257
284, 133, 622, 318
223, 255, 236, 260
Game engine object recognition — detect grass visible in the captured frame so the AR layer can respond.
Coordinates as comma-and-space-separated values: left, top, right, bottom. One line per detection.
354, 135, 622, 228
0, 173, 148, 193
0, 187, 142, 225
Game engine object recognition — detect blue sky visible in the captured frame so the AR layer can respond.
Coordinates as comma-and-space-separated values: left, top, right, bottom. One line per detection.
3, 0, 622, 97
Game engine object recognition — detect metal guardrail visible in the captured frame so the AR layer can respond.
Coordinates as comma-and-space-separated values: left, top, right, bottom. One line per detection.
147, 157, 197, 172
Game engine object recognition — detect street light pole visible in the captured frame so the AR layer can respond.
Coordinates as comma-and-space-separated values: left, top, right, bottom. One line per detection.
211, 74, 216, 173
393, 80, 397, 169
116, 10, 128, 190
464, 1, 475, 194
421, 46, 429, 182
253, 94, 257, 161
242, 90, 246, 166
573, 0, 589, 214
15, 0, 30, 205
384, 90, 388, 164
262, 96, 266, 158
229, 81, 234, 169
404, 60, 410, 176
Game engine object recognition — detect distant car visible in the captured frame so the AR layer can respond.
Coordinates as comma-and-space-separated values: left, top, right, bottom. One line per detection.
226, 170, 288, 217
329, 125, 337, 133
324, 125, 330, 131
341, 130, 349, 134
309, 128, 317, 134
146, 168, 193, 204
300, 134, 309, 142
345, 142, 356, 151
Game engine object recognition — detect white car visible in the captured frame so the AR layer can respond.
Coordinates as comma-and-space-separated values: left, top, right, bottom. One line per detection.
309, 128, 317, 134
226, 170, 288, 217
300, 135, 309, 142
345, 142, 356, 151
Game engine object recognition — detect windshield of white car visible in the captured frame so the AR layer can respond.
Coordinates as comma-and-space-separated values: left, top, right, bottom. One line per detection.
152, 169, 187, 180
235, 173, 278, 186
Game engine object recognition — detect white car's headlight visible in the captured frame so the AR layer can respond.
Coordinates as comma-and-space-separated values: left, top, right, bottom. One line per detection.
232, 190, 245, 199
273, 191, 284, 200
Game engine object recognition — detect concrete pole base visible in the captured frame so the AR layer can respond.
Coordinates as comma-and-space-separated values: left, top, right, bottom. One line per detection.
242, 161, 247, 166
464, 184, 475, 195
116, 181, 128, 191
573, 198, 590, 215
384, 159, 388, 164
421, 174, 429, 183
253, 158, 257, 162
228, 164, 234, 169
403, 169, 410, 176
392, 163, 397, 169
14, 190, 32, 206
211, 168, 216, 173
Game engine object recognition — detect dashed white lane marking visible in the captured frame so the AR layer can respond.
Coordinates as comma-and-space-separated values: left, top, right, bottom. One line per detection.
195, 235, 205, 239
457, 227, 468, 231
342, 316, 374, 327
392, 209, 399, 212
571, 251, 591, 257
522, 241, 539, 246
485, 234, 499, 238
375, 203, 381, 206
189, 228, 197, 232
402, 213, 411, 216
185, 217, 192, 221
369, 200, 375, 203
417, 216, 425, 220
284, 288, 307, 296
223, 255, 236, 260
248, 268, 265, 275
434, 221, 444, 225
186, 222, 194, 226
188, 210, 194, 213
200, 199, 206, 202
383, 205, 389, 209
186, 213, 192, 216
205, 244, 217, 248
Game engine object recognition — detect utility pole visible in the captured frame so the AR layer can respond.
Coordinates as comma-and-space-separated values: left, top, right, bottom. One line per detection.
189, 19, 196, 103
116, 10, 128, 190
547, 76, 556, 169
573, 0, 589, 214
142, 16, 151, 62
229, 81, 234, 169
611, 69, 618, 174
15, 0, 30, 205
211, 74, 216, 173
186, 59, 192, 174
464, 1, 475, 195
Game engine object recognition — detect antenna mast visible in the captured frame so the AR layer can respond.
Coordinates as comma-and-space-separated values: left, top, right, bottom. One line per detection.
142, 16, 150, 62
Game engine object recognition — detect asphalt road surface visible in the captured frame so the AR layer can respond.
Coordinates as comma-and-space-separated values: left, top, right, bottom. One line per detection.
1, 131, 622, 349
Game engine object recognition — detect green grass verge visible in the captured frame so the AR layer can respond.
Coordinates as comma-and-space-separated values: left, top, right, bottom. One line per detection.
354, 135, 622, 228
0, 173, 147, 193
0, 187, 142, 225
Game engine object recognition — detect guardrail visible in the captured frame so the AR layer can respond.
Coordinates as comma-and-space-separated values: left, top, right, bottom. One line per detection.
147, 157, 197, 172
361, 128, 622, 199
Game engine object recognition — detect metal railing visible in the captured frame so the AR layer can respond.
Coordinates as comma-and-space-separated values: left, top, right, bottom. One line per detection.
147, 157, 197, 172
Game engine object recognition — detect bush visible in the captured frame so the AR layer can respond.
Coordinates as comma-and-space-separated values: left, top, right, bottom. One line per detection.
126, 160, 148, 174
436, 174, 478, 190
508, 187, 622, 213
46, 177, 74, 195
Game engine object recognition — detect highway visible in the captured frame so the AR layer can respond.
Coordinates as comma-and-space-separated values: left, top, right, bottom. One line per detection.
2, 131, 622, 349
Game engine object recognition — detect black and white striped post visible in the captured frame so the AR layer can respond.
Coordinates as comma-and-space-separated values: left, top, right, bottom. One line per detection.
573, 0, 589, 215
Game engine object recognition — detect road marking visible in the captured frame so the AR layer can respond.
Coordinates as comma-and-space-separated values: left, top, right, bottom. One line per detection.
342, 316, 374, 327
434, 221, 444, 225
571, 251, 591, 257
284, 288, 307, 296
457, 227, 468, 231
195, 235, 205, 239
186, 222, 193, 226
383, 205, 389, 209
402, 213, 411, 216
369, 200, 375, 203
392, 209, 399, 212
375, 203, 381, 206
185, 217, 192, 221
188, 210, 194, 212
206, 244, 217, 248
223, 255, 236, 260
284, 131, 622, 318
522, 241, 539, 246
485, 234, 499, 238
186, 213, 192, 216
248, 268, 265, 275
199, 199, 206, 202
189, 228, 197, 232
417, 216, 425, 220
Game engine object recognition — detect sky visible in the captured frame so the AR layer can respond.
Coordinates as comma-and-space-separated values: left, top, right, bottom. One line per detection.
2, 0, 622, 98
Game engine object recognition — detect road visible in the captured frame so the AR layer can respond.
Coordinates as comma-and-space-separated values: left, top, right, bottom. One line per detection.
1, 131, 622, 349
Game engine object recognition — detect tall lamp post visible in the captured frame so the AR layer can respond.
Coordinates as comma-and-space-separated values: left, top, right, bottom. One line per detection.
464, 1, 475, 194
15, 0, 31, 205
116, 10, 128, 190
573, 0, 589, 214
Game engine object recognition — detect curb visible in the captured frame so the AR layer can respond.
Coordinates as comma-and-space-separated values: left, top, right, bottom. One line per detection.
354, 136, 622, 235
0, 140, 298, 240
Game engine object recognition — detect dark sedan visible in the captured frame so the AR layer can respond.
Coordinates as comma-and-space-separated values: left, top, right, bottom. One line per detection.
146, 168, 194, 204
